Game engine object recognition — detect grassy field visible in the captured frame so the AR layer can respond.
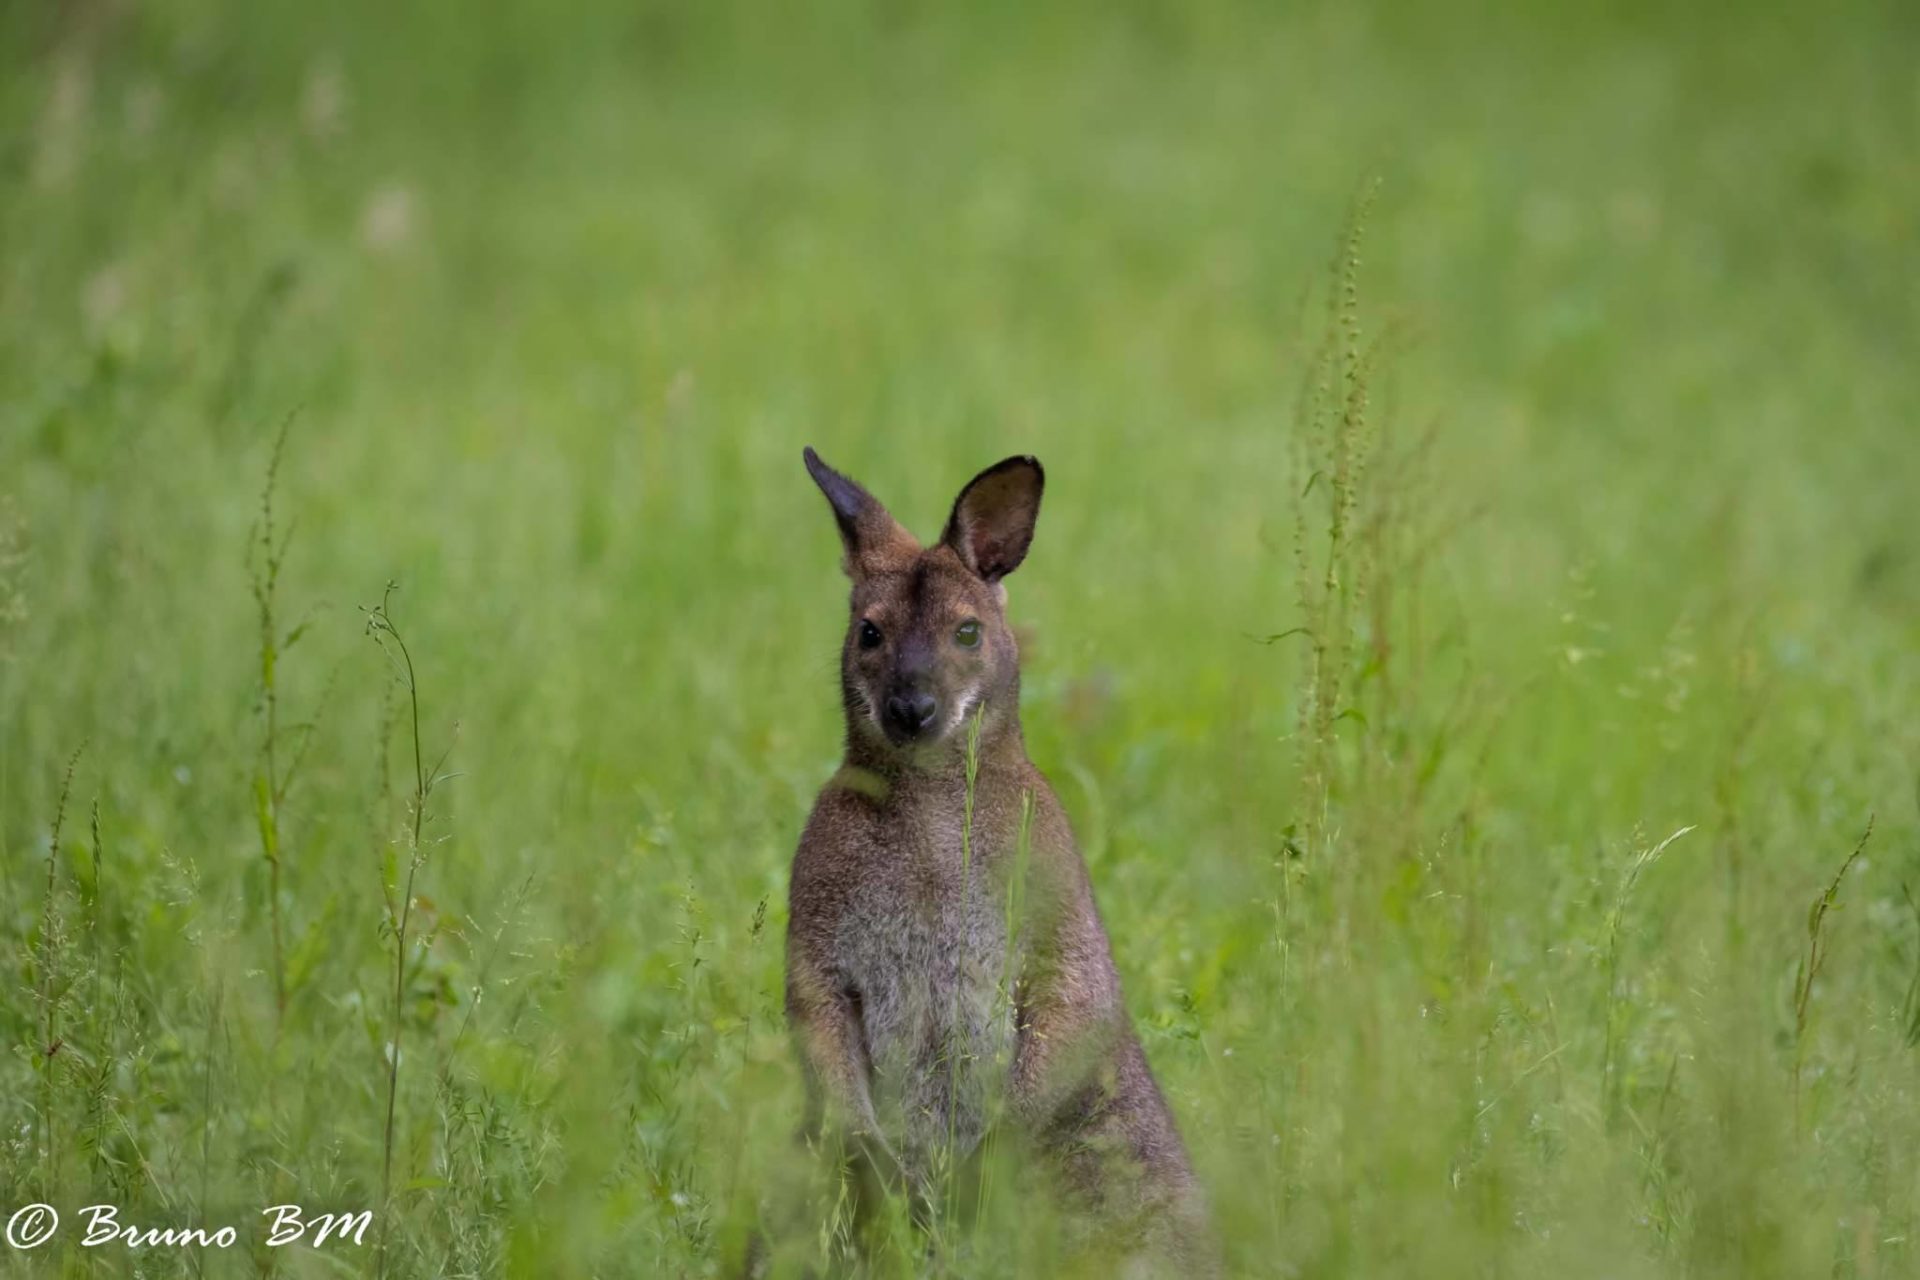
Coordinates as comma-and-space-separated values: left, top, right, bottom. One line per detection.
4, 0, 1918, 1274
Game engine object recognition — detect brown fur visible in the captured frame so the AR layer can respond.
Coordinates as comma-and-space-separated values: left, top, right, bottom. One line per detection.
785, 448, 1212, 1270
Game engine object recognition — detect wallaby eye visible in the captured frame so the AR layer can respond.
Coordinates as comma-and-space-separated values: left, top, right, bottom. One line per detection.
954, 620, 982, 648
858, 620, 883, 650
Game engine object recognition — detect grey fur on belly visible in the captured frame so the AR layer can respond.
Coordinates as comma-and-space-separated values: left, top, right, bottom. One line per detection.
840, 904, 1019, 1170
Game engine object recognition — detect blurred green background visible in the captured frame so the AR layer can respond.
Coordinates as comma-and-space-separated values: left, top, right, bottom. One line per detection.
3, 0, 1916, 1274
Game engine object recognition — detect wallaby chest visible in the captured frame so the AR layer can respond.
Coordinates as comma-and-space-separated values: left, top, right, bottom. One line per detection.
831, 797, 1021, 1163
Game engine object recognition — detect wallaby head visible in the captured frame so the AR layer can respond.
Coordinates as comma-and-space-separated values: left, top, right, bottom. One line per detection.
803, 446, 1044, 754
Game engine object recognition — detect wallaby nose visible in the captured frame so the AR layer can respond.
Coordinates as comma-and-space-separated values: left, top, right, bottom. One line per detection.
885, 691, 940, 736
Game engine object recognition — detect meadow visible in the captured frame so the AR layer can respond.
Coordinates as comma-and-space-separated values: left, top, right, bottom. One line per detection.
3, 0, 1917, 1274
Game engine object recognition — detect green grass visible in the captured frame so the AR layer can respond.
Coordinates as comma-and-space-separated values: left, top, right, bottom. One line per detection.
3, 0, 1918, 1274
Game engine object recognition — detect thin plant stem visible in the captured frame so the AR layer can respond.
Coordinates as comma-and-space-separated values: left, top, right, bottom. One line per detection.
38, 744, 83, 1196
1792, 814, 1874, 1128
365, 583, 434, 1279
251, 418, 295, 1023
939, 704, 986, 1245
1601, 824, 1694, 1129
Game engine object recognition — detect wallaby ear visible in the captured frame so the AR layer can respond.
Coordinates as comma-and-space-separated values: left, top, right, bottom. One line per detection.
803, 446, 916, 578
942, 456, 1045, 583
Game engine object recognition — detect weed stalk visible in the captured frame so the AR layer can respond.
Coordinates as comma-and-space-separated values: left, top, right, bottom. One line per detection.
365, 583, 441, 1277
249, 415, 296, 1023
1791, 814, 1874, 1126
1600, 824, 1694, 1129
37, 744, 84, 1196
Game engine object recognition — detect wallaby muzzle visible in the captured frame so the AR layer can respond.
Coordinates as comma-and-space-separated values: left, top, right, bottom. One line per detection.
883, 688, 939, 740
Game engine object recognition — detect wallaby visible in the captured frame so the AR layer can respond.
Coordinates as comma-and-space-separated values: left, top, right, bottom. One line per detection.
784, 447, 1211, 1270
